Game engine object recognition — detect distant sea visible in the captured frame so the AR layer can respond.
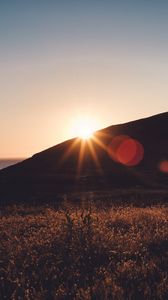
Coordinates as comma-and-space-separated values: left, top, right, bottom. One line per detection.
0, 159, 24, 170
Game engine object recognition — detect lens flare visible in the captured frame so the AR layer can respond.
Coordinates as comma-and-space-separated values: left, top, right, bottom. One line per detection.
159, 160, 168, 173
108, 135, 144, 166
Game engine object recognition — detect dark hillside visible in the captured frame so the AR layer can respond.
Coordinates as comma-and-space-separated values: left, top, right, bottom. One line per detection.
0, 112, 168, 201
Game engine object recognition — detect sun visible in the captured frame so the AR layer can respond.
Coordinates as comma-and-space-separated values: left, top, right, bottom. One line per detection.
78, 121, 94, 139
71, 116, 98, 140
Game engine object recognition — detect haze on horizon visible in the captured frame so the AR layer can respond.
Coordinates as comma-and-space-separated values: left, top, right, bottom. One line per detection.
0, 0, 168, 158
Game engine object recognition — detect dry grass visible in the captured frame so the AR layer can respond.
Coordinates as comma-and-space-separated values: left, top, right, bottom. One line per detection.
0, 198, 168, 299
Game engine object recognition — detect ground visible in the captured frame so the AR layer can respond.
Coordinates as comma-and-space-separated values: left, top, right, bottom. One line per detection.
0, 190, 168, 299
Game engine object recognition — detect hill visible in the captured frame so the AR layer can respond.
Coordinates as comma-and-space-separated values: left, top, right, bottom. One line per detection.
0, 112, 168, 201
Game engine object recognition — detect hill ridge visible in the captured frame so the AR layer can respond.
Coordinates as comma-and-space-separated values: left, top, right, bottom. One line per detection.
0, 112, 168, 200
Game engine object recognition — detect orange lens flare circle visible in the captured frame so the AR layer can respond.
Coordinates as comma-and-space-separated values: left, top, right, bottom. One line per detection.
159, 160, 168, 173
108, 135, 144, 166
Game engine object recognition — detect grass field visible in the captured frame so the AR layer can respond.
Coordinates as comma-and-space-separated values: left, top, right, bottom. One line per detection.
0, 192, 168, 299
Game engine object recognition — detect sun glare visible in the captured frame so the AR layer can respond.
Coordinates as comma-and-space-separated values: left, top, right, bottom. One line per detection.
71, 117, 98, 140
78, 122, 94, 139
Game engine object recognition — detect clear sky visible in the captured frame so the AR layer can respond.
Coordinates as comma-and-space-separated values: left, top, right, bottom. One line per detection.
0, 0, 168, 158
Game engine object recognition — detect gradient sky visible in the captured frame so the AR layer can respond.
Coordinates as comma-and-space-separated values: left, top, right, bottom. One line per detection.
1, 0, 168, 158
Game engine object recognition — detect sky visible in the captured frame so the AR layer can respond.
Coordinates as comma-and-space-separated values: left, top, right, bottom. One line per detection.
0, 0, 168, 158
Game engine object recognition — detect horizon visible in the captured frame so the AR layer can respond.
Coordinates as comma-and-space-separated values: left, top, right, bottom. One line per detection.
1, 1, 168, 158
1, 110, 167, 159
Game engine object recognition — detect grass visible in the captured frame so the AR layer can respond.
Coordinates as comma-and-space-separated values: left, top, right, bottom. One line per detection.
0, 193, 168, 299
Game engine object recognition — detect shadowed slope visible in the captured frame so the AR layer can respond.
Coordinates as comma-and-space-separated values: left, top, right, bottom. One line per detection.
0, 112, 168, 200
